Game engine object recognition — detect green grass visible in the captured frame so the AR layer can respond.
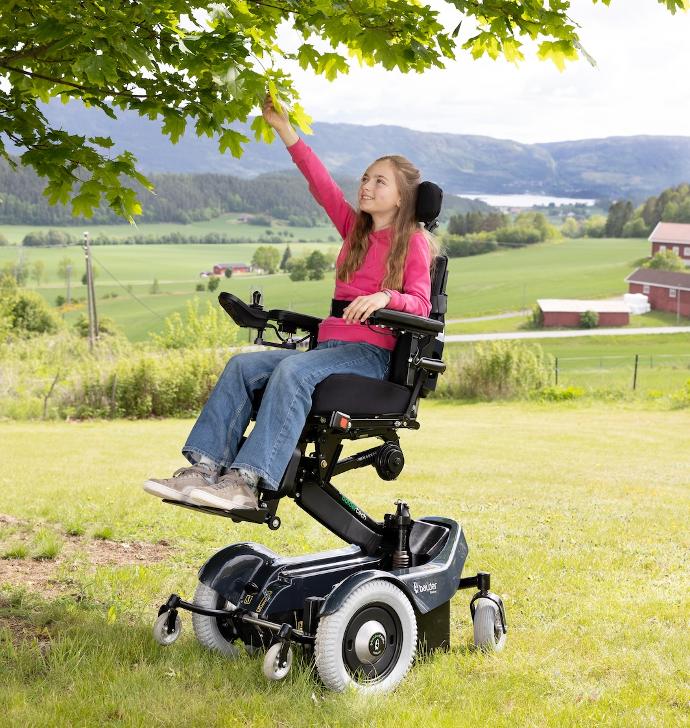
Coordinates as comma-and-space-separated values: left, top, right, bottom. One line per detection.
1, 236, 652, 341
0, 403, 688, 726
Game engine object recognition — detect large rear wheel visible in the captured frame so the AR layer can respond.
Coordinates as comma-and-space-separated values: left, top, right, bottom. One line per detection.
314, 580, 416, 694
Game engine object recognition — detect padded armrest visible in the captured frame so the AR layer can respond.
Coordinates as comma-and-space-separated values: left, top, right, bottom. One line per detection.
368, 308, 443, 335
219, 293, 322, 334
268, 308, 322, 334
218, 292, 270, 329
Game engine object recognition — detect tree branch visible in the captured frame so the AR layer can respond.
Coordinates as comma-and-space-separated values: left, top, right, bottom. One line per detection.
0, 64, 148, 99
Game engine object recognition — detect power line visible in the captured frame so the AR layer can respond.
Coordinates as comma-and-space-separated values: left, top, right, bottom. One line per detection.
89, 251, 166, 321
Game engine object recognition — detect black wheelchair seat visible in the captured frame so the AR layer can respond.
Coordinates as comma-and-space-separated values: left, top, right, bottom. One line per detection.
311, 374, 411, 417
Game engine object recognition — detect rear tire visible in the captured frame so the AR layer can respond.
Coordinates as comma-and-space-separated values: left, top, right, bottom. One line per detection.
191, 582, 241, 658
314, 579, 416, 694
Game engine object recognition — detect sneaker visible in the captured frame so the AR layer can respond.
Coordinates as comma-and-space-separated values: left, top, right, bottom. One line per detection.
143, 463, 216, 503
189, 469, 259, 511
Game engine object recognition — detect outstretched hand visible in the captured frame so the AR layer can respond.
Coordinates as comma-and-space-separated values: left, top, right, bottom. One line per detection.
342, 292, 391, 324
262, 93, 298, 146
262, 93, 290, 131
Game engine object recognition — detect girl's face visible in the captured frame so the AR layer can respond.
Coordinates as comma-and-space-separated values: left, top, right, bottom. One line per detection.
358, 159, 401, 217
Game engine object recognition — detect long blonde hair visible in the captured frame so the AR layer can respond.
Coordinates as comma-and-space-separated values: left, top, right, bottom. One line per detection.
337, 155, 439, 290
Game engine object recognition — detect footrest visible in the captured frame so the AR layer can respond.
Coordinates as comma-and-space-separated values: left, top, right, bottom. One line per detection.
163, 500, 281, 529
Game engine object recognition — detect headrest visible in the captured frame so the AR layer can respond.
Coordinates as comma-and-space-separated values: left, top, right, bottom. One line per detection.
415, 181, 443, 233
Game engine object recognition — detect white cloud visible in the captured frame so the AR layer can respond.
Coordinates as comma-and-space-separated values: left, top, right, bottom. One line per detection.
278, 0, 690, 143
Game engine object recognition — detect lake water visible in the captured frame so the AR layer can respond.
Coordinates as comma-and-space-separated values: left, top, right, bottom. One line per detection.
457, 193, 596, 208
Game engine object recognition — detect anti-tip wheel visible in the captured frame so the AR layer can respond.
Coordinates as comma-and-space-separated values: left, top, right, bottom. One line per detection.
267, 516, 281, 531
473, 597, 507, 652
153, 611, 182, 646
262, 642, 293, 680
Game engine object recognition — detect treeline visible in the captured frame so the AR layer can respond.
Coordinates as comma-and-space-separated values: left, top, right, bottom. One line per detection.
20, 229, 326, 247
443, 210, 557, 257
562, 183, 690, 239
0, 156, 485, 226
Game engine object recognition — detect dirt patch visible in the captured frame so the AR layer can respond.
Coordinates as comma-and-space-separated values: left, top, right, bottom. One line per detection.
0, 613, 51, 653
0, 531, 172, 598
0, 514, 28, 527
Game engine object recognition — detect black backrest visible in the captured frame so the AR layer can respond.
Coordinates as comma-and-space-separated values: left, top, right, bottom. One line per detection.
388, 254, 448, 395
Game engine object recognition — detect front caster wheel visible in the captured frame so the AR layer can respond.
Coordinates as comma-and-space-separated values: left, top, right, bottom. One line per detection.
262, 642, 293, 680
314, 579, 416, 694
473, 597, 507, 652
153, 611, 181, 646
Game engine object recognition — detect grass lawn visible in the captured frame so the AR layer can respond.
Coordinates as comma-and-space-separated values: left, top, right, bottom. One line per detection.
1, 236, 651, 341
1, 401, 688, 726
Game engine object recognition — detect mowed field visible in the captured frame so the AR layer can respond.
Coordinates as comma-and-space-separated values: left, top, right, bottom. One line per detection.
0, 402, 688, 726
1, 233, 651, 341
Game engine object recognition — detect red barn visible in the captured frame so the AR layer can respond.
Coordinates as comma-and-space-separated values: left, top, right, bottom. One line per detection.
537, 299, 630, 327
212, 263, 252, 275
648, 222, 690, 265
625, 268, 690, 318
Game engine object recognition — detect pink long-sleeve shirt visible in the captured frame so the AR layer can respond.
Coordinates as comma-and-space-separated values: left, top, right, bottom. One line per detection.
288, 138, 432, 352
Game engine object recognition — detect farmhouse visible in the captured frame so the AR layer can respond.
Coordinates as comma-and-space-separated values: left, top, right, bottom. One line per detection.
649, 222, 690, 265
537, 299, 630, 327
212, 263, 252, 275
625, 268, 690, 318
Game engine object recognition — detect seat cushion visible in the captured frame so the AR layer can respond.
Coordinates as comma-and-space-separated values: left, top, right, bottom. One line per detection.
311, 374, 411, 417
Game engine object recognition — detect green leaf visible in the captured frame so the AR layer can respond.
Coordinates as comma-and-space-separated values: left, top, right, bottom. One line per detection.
90, 136, 115, 148
162, 112, 186, 144
219, 128, 249, 158
289, 103, 313, 135
250, 116, 275, 144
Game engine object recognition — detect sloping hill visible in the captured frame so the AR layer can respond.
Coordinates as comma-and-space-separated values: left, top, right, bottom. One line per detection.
10, 102, 688, 200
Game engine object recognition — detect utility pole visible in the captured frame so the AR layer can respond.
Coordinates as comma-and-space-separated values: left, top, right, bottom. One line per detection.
82, 231, 98, 351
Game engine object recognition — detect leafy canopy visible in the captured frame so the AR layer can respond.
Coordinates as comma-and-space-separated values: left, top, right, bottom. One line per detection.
1, 0, 686, 221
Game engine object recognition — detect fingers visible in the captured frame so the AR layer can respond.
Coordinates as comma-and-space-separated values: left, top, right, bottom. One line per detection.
342, 295, 383, 323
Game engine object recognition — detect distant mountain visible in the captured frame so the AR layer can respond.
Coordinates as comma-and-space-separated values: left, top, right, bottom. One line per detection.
6, 102, 690, 201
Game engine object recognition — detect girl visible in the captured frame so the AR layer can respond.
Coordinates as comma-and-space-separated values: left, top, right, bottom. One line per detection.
144, 96, 438, 511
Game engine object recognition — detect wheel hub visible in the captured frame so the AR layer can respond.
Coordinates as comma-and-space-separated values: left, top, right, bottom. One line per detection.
354, 620, 387, 663
343, 604, 402, 682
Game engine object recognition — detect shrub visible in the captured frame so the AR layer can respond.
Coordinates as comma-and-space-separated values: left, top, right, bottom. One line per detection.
495, 226, 542, 245
150, 278, 161, 294
207, 276, 220, 292
443, 234, 498, 258
525, 304, 544, 329
1, 283, 61, 336
580, 310, 599, 329
670, 379, 690, 409
195, 282, 205, 291
288, 258, 308, 281
644, 249, 685, 271
151, 298, 237, 350
539, 385, 585, 401
436, 341, 553, 401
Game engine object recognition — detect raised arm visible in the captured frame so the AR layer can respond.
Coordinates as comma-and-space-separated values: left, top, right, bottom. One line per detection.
262, 96, 356, 240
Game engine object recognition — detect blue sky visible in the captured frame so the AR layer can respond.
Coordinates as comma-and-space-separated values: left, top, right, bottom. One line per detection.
277, 0, 690, 143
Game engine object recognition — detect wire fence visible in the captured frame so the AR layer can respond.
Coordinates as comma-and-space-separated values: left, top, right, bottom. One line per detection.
554, 354, 690, 390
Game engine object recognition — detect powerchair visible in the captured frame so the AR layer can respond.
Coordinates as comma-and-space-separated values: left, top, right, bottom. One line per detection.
153, 188, 507, 694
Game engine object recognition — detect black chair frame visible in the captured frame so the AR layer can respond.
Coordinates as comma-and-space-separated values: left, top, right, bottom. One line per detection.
172, 256, 449, 558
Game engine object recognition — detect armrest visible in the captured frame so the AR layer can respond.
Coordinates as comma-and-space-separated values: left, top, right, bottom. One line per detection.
368, 308, 443, 336
218, 292, 269, 329
268, 309, 322, 335
218, 293, 322, 335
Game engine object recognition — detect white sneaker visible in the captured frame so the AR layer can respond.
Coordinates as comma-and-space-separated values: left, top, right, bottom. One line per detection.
143, 463, 216, 503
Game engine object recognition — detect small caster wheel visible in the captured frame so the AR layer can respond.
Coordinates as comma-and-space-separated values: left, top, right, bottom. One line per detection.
262, 642, 293, 681
473, 598, 507, 652
267, 516, 281, 531
153, 610, 182, 646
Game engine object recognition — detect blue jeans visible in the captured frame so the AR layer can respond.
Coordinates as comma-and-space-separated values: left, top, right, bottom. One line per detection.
182, 340, 391, 490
